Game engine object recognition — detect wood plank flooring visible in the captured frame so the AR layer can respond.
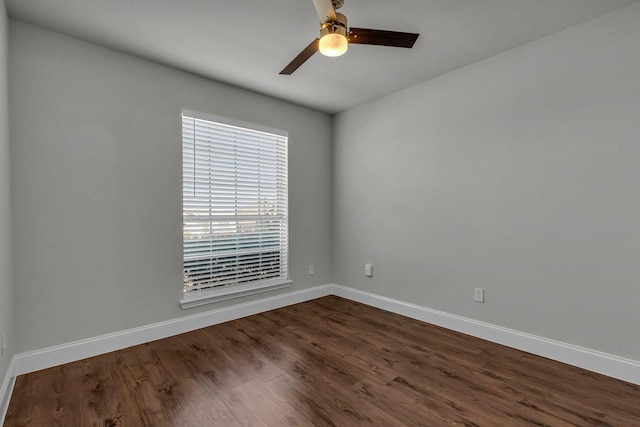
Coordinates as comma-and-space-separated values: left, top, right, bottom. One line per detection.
5, 296, 640, 426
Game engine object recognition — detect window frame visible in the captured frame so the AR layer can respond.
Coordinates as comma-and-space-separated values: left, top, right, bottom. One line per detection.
180, 111, 291, 309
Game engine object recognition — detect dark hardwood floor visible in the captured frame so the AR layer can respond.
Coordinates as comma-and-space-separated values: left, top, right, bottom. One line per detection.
5, 295, 640, 426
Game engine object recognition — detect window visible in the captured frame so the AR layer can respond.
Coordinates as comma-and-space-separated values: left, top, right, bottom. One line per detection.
180, 112, 290, 309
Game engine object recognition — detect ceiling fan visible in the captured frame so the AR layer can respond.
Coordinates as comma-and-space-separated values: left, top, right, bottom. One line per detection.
280, 0, 420, 75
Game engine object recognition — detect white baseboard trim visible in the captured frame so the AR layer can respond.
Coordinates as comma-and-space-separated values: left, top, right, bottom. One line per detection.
0, 357, 16, 426
13, 284, 333, 377
330, 284, 640, 385
3, 281, 639, 423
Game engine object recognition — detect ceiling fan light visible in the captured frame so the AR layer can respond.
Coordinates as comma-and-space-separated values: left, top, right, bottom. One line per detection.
318, 13, 349, 57
319, 32, 348, 57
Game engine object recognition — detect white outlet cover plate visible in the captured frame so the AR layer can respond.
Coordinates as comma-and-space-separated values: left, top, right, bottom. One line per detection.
365, 264, 373, 277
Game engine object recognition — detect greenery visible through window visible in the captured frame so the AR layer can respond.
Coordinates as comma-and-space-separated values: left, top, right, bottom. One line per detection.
182, 113, 289, 297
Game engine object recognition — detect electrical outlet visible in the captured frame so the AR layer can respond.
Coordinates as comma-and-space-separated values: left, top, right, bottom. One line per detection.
365, 263, 373, 277
308, 265, 315, 276
474, 288, 485, 303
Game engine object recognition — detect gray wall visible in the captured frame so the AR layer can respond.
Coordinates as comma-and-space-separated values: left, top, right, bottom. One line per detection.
333, 3, 640, 360
9, 21, 332, 353
0, 3, 14, 379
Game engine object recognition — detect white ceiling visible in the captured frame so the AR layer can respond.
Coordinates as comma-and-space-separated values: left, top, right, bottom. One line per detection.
6, 0, 639, 114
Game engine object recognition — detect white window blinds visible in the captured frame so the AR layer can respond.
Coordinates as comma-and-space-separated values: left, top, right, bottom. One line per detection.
182, 114, 289, 296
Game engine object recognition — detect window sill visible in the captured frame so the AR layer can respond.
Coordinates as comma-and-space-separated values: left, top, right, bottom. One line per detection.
180, 279, 292, 309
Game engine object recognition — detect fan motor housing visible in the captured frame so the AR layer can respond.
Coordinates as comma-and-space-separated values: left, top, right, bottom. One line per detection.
320, 12, 348, 39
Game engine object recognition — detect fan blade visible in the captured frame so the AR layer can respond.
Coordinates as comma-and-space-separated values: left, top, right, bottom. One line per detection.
311, 0, 337, 22
348, 28, 419, 48
280, 39, 320, 75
